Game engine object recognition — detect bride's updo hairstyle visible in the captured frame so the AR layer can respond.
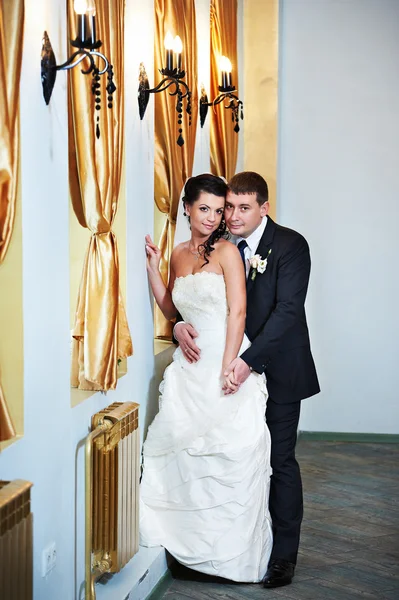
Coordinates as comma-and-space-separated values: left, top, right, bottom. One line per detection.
183, 174, 229, 266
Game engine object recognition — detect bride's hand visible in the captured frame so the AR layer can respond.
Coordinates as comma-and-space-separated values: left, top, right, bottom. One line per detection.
145, 235, 161, 272
222, 371, 240, 395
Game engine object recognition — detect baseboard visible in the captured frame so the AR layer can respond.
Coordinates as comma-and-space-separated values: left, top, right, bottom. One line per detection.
130, 548, 169, 600
144, 569, 173, 600
298, 431, 399, 443
96, 546, 168, 600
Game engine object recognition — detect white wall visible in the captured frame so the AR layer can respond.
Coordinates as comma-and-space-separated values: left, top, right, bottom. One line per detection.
0, 1, 163, 599
278, 0, 399, 433
192, 0, 211, 176
236, 0, 244, 173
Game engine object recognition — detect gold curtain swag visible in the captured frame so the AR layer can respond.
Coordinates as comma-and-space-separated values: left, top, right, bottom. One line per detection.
0, 381, 16, 442
68, 0, 133, 391
0, 0, 24, 441
154, 0, 198, 340
210, 0, 238, 181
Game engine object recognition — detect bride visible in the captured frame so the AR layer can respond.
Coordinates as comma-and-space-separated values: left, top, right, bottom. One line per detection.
140, 174, 273, 582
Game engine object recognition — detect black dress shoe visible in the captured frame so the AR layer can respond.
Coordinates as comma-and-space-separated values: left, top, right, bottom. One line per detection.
262, 559, 295, 588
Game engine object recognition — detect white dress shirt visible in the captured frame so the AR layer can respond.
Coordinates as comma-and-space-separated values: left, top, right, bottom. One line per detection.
235, 217, 268, 278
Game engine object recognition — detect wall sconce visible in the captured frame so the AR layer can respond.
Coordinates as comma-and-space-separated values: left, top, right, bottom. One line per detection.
200, 56, 243, 133
138, 31, 192, 147
41, 0, 116, 138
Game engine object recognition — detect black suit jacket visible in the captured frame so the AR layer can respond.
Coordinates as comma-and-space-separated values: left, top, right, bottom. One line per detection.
241, 217, 320, 403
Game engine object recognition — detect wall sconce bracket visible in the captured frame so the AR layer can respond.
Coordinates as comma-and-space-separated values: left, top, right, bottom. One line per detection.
41, 30, 115, 139
41, 31, 111, 106
138, 63, 150, 120
199, 86, 209, 128
41, 31, 57, 106
138, 62, 192, 146
200, 85, 244, 133
40, 1, 117, 141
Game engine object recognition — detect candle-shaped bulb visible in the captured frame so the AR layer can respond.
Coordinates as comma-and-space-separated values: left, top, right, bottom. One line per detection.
86, 0, 97, 45
173, 35, 183, 71
86, 0, 96, 15
164, 30, 174, 72
173, 35, 183, 54
164, 31, 174, 50
74, 0, 89, 14
219, 55, 233, 89
224, 57, 232, 73
219, 55, 232, 73
74, 0, 89, 46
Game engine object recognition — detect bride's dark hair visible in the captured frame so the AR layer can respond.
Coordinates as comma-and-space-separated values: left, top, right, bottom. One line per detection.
182, 174, 229, 267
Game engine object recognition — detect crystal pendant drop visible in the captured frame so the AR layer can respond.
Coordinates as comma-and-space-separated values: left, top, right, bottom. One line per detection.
106, 81, 116, 95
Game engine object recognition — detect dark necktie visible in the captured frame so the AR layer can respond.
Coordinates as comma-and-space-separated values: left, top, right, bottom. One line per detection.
237, 240, 248, 270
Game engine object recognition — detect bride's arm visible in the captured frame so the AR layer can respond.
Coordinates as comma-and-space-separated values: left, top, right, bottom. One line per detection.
219, 242, 247, 372
145, 235, 177, 320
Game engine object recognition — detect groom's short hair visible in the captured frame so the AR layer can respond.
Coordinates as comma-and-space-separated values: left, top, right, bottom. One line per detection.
228, 171, 269, 206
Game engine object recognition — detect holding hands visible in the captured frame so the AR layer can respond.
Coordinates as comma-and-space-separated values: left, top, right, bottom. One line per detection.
222, 358, 251, 395
175, 323, 251, 395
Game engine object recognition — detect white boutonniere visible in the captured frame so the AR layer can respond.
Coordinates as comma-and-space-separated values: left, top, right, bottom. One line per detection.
249, 249, 272, 281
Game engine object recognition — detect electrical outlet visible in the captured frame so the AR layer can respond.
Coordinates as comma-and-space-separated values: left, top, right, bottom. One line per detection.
41, 542, 56, 577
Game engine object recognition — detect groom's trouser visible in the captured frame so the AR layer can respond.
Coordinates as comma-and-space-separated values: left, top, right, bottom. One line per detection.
266, 398, 303, 565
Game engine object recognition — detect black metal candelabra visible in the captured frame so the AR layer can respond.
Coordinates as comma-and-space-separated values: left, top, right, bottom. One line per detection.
138, 62, 192, 147
41, 31, 116, 139
200, 84, 243, 133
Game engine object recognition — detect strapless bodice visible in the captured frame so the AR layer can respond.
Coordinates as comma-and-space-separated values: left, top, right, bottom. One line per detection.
172, 271, 228, 361
172, 271, 227, 330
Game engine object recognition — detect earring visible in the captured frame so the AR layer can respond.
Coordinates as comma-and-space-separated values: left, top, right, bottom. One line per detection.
183, 211, 187, 216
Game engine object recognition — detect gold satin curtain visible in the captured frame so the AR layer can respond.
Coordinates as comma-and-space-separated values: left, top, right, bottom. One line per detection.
210, 0, 238, 181
68, 0, 133, 391
0, 0, 24, 441
154, 0, 198, 339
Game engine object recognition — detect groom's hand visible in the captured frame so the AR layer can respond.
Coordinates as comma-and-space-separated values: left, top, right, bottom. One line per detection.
223, 358, 251, 395
174, 322, 201, 363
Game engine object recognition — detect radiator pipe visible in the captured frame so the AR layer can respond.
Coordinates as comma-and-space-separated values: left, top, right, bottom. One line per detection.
85, 418, 113, 600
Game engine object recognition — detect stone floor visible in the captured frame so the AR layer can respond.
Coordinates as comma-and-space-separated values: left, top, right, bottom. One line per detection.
149, 440, 399, 600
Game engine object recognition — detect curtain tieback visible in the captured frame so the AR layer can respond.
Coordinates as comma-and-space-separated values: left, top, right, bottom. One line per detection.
91, 230, 114, 237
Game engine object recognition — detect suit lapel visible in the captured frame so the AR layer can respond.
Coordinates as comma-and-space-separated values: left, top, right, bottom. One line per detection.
247, 217, 277, 296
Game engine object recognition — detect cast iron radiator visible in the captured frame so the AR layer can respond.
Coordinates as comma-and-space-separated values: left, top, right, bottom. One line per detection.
0, 479, 33, 600
86, 401, 140, 599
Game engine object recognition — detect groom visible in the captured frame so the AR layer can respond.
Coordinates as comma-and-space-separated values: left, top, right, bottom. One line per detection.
174, 171, 320, 588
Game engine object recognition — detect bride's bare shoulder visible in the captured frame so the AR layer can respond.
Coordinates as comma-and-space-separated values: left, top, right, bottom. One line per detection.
214, 238, 239, 256
170, 241, 188, 266
172, 241, 189, 256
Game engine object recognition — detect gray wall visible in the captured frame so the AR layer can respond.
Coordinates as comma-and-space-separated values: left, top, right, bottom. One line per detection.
278, 0, 399, 433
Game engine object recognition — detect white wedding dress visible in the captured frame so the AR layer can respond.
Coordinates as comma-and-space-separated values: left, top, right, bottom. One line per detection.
140, 271, 273, 582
